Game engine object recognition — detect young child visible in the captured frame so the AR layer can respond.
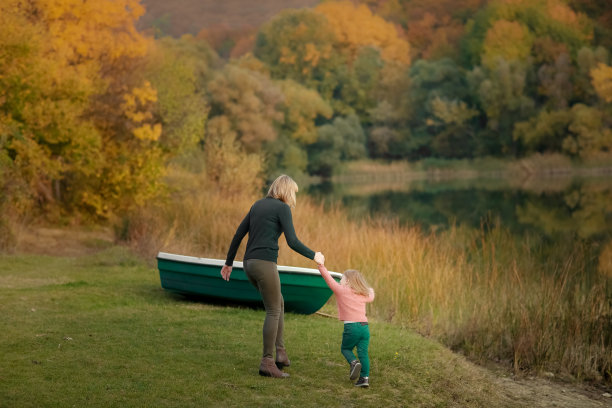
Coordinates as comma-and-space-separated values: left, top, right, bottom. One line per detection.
317, 258, 375, 387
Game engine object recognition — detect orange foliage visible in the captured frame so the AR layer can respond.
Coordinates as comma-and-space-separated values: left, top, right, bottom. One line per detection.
315, 1, 410, 65
547, 0, 580, 26
406, 12, 464, 60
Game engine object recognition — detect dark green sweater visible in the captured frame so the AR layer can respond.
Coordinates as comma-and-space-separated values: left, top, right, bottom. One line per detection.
225, 197, 315, 266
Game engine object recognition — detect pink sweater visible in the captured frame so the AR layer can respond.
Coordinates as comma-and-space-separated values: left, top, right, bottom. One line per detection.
318, 265, 375, 322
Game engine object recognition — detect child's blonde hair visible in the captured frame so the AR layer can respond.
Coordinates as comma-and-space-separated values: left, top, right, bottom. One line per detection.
343, 269, 371, 297
267, 174, 298, 208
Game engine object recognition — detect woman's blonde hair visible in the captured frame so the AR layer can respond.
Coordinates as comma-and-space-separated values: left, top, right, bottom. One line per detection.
342, 269, 371, 297
267, 174, 298, 207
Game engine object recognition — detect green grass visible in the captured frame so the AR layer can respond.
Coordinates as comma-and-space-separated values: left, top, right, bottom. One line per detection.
0, 247, 521, 407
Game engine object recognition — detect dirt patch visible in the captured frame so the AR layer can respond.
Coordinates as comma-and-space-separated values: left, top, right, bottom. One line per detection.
494, 374, 612, 407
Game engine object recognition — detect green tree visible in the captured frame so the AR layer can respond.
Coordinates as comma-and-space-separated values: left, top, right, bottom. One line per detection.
467, 58, 535, 155
514, 104, 611, 158
277, 79, 333, 145
429, 97, 479, 157
336, 47, 386, 121
145, 36, 215, 156
403, 58, 473, 158
308, 115, 366, 177
266, 79, 333, 177
513, 109, 571, 153
562, 104, 612, 158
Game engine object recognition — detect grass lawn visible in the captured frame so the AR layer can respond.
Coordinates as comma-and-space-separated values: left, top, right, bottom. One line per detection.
0, 247, 536, 407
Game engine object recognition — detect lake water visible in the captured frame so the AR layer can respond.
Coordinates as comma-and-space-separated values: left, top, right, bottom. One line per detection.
307, 174, 612, 278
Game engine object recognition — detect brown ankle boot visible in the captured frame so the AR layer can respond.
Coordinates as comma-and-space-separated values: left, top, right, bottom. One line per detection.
275, 347, 291, 369
259, 357, 290, 378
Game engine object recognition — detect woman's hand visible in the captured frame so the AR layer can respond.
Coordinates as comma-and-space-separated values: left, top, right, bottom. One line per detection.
221, 264, 233, 281
314, 252, 325, 265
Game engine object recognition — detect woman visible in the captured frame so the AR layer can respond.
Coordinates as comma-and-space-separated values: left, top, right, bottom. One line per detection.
221, 175, 324, 378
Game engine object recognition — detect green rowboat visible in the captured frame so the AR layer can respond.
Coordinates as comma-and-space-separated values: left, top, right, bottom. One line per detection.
157, 252, 342, 314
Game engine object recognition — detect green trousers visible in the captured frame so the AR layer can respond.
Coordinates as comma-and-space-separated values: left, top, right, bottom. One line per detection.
244, 259, 284, 359
341, 322, 370, 377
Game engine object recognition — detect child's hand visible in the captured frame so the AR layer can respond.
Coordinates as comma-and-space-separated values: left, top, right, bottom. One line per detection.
314, 252, 325, 265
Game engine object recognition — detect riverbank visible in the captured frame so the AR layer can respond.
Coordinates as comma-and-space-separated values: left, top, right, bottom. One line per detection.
333, 155, 612, 183
1, 226, 610, 407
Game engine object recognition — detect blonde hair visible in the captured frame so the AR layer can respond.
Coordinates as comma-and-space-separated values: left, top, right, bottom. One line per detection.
342, 269, 371, 297
267, 174, 298, 207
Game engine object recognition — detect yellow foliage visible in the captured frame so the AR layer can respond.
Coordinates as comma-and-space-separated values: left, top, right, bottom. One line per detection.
0, 0, 164, 218
133, 123, 162, 142
431, 97, 478, 125
121, 81, 162, 141
303, 43, 322, 66
482, 19, 532, 69
41, 0, 149, 63
279, 79, 333, 144
591, 63, 612, 103
315, 1, 410, 65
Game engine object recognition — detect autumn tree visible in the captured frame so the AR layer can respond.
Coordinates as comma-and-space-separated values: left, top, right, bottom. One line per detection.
481, 19, 533, 69
569, 0, 612, 49
314, 1, 411, 65
575, 46, 610, 102
362, 0, 486, 60
206, 64, 284, 153
0, 0, 100, 215
514, 104, 611, 158
591, 62, 612, 103
462, 0, 593, 67
254, 9, 341, 99
1, 0, 167, 219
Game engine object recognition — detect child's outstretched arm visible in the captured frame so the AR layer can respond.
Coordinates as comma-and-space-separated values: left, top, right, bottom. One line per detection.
366, 287, 375, 302
317, 264, 342, 293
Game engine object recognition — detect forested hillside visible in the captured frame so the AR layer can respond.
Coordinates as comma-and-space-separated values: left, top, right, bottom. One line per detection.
1, 0, 611, 222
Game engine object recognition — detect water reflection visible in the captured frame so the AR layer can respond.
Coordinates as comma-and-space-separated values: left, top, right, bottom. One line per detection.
307, 175, 612, 277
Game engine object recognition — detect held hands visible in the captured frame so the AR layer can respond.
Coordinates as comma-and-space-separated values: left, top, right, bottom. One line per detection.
220, 264, 233, 281
314, 252, 325, 265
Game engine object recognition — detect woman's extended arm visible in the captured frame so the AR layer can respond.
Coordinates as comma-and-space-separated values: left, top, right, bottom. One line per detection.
221, 211, 250, 281
279, 204, 315, 260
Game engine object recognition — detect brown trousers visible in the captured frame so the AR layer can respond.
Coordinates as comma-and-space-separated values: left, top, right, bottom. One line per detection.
244, 259, 285, 358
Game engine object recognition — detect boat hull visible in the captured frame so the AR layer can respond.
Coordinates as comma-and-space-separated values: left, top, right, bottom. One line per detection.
157, 252, 342, 315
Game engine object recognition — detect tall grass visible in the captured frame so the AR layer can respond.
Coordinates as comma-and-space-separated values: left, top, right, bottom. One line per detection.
120, 167, 612, 383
